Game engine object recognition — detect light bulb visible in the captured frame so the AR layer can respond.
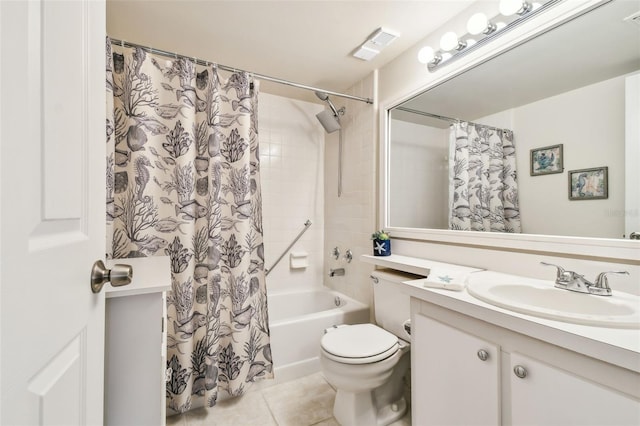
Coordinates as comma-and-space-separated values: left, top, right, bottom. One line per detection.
499, 0, 523, 16
440, 31, 460, 51
417, 46, 436, 64
467, 13, 489, 35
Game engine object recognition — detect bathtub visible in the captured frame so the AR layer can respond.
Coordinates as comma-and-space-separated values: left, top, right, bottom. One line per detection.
267, 287, 370, 383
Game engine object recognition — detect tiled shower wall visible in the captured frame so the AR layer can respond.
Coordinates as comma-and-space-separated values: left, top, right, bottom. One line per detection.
323, 71, 378, 308
258, 93, 326, 293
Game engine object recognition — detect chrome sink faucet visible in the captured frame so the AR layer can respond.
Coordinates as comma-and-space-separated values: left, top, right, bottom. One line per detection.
540, 262, 629, 296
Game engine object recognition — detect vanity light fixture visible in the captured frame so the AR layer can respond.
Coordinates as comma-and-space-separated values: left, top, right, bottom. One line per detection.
352, 27, 399, 61
440, 31, 467, 51
499, 0, 532, 16
418, 0, 561, 72
467, 13, 497, 35
417, 46, 441, 65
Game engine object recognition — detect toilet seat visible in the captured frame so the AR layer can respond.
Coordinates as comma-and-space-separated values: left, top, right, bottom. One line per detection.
321, 324, 399, 364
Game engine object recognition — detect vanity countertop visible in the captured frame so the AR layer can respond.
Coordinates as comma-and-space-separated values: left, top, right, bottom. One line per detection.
401, 270, 640, 374
361, 254, 640, 373
105, 255, 171, 298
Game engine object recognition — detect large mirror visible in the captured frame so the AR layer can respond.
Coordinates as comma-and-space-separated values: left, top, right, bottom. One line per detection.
386, 0, 640, 243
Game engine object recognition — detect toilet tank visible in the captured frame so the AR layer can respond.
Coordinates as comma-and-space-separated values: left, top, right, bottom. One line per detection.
371, 269, 423, 340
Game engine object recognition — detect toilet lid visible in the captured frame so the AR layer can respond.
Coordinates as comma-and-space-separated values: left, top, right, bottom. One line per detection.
321, 324, 398, 363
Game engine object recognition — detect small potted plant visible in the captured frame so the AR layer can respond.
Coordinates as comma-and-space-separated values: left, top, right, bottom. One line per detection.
371, 230, 391, 256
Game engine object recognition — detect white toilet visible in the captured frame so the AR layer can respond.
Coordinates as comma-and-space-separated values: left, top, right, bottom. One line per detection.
320, 270, 415, 426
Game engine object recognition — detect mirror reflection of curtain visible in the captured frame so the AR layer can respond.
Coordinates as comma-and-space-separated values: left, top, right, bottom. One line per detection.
105, 39, 272, 414
448, 122, 521, 233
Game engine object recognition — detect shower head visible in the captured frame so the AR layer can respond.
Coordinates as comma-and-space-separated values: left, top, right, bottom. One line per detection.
314, 91, 345, 133
316, 109, 341, 133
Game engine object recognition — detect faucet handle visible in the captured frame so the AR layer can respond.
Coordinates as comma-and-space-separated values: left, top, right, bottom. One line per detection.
540, 262, 568, 280
593, 271, 630, 293
332, 247, 340, 260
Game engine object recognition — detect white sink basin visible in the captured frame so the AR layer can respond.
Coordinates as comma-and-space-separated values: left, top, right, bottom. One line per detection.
467, 280, 640, 328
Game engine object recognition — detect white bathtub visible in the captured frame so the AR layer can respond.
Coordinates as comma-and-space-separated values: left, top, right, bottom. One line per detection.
267, 287, 370, 383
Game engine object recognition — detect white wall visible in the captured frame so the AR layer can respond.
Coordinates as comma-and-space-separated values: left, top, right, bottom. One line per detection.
324, 72, 377, 307
259, 93, 325, 293
513, 76, 625, 238
390, 119, 448, 229
477, 76, 626, 238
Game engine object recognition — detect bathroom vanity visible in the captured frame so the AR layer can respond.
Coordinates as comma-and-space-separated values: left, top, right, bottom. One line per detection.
362, 255, 640, 425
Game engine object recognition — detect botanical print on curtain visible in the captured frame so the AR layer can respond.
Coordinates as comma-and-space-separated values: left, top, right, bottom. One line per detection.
448, 122, 521, 233
105, 39, 272, 414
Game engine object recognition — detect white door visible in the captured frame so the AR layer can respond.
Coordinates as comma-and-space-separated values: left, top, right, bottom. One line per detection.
1, 0, 107, 424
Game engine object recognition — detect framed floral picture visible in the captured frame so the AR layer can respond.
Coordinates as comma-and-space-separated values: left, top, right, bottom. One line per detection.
568, 167, 608, 200
530, 144, 563, 176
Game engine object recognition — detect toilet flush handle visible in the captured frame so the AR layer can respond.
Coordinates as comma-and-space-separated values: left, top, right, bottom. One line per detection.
402, 319, 411, 336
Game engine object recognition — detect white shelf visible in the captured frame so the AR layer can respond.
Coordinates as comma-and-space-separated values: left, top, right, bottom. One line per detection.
360, 254, 482, 277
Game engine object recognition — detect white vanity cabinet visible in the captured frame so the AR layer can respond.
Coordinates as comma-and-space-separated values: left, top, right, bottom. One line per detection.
508, 352, 640, 425
412, 302, 640, 426
413, 314, 500, 426
104, 256, 171, 426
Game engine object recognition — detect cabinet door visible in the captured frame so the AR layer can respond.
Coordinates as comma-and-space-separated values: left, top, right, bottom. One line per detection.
413, 314, 500, 426
510, 352, 640, 426
105, 293, 167, 426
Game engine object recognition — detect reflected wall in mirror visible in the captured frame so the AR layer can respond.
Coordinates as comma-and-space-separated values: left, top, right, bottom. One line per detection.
387, 0, 640, 240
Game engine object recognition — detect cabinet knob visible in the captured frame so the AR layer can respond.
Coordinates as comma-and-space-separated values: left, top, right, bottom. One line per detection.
513, 365, 528, 379
477, 349, 489, 361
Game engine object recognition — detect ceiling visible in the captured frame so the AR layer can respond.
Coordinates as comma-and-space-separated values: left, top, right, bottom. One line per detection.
106, 0, 474, 103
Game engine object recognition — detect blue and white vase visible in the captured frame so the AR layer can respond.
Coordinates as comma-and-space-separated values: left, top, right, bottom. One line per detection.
373, 239, 391, 256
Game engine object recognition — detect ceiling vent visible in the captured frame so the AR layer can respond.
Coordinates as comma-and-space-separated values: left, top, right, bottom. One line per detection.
369, 28, 399, 47
352, 27, 399, 61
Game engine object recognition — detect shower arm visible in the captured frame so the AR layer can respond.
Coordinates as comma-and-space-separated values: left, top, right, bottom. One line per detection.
264, 220, 312, 276
326, 98, 341, 118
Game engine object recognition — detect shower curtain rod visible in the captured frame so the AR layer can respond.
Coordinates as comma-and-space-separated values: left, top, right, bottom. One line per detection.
395, 106, 506, 133
109, 38, 374, 105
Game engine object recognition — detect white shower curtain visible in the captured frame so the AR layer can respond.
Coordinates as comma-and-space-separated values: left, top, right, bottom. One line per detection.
105, 39, 272, 414
448, 122, 521, 233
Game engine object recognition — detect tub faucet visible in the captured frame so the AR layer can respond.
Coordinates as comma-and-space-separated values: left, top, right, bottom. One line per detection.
329, 268, 345, 277
540, 262, 629, 296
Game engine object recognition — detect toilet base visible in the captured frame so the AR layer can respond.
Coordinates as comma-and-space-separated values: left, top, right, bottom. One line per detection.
334, 389, 376, 426
333, 389, 407, 426
376, 396, 407, 426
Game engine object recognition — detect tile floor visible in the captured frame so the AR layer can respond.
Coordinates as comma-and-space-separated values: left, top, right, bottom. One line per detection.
166, 372, 411, 426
